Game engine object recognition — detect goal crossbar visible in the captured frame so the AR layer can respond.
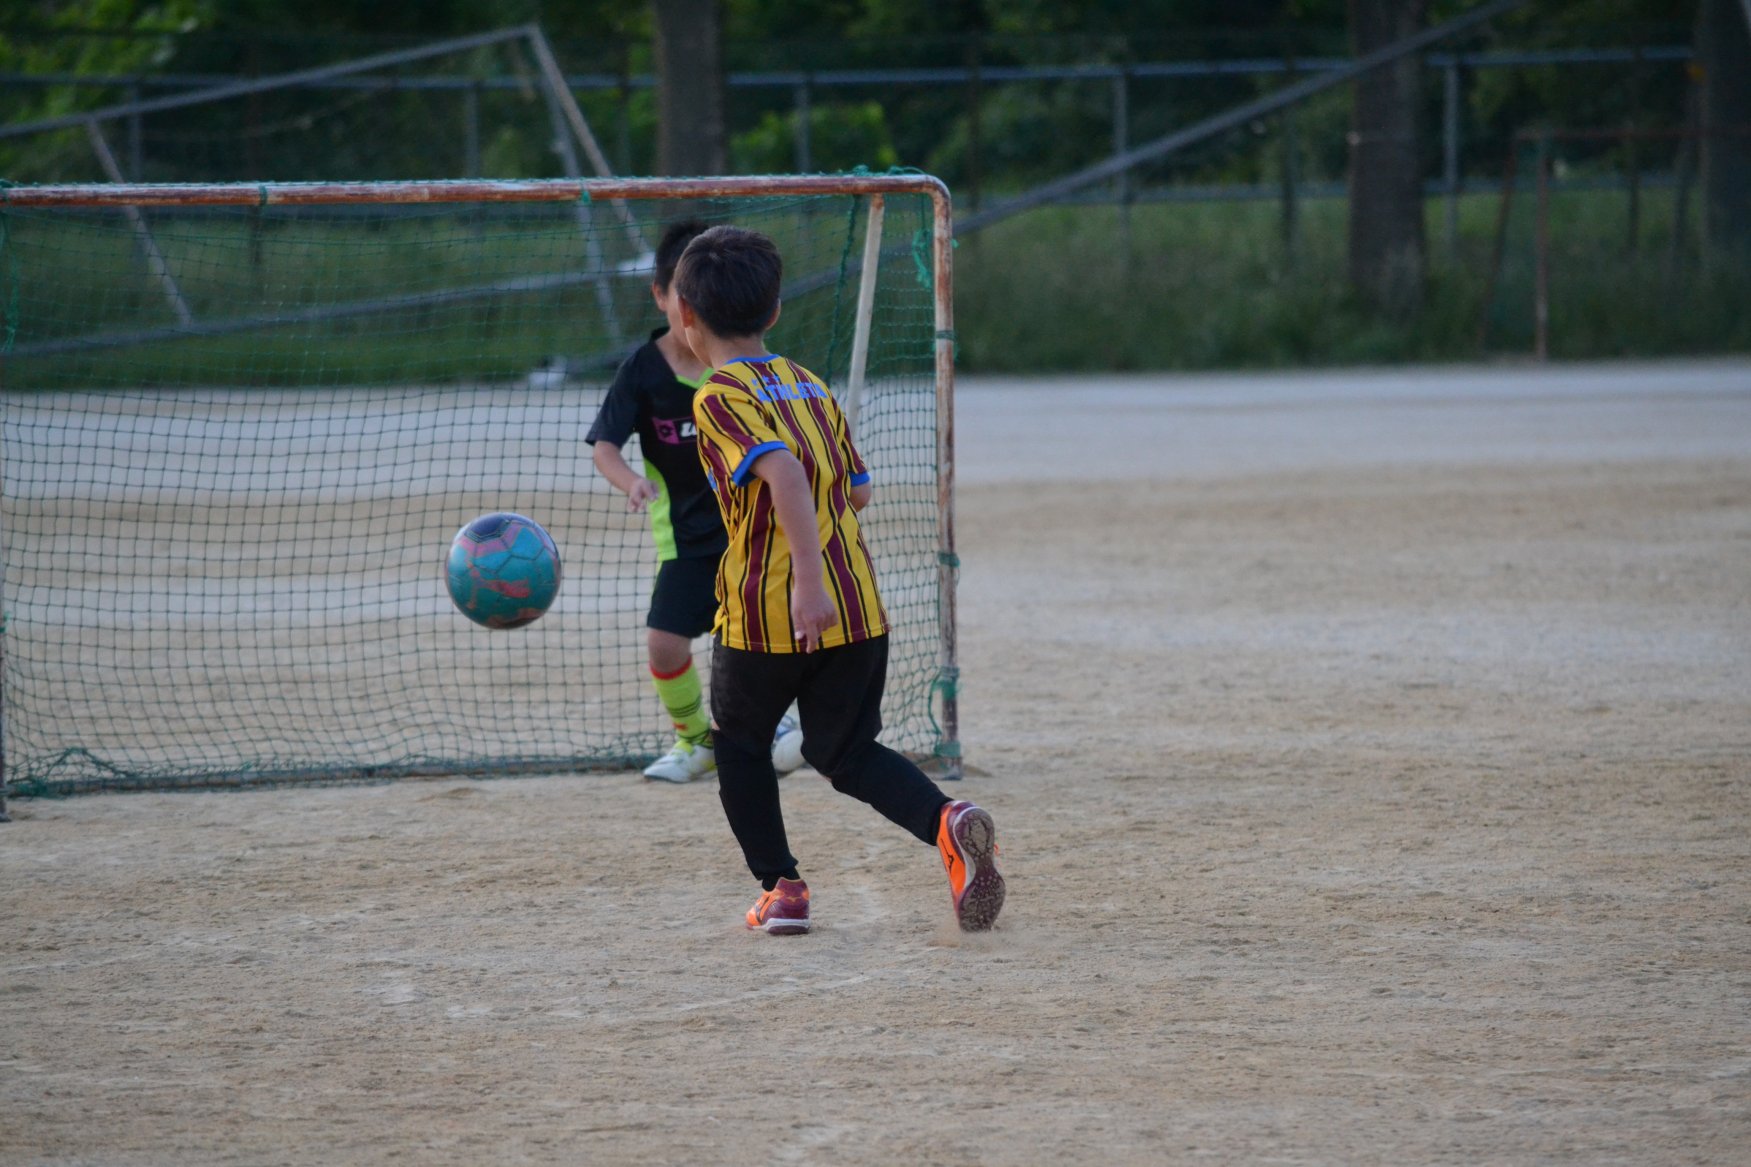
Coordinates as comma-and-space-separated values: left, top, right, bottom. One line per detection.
0, 174, 951, 210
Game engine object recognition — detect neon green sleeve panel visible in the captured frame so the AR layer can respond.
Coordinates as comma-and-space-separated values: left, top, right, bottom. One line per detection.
646, 462, 678, 562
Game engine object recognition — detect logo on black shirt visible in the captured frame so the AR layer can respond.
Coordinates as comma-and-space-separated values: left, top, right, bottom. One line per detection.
653, 417, 697, 445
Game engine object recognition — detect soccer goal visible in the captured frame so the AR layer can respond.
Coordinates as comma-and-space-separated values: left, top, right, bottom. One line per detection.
0, 173, 959, 799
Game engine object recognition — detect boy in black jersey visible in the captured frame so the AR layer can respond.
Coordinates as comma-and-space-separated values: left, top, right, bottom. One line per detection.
588, 220, 801, 782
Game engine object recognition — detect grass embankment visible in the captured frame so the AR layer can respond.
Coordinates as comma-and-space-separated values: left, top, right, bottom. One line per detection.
0, 202, 896, 390
3, 189, 1743, 389
953, 189, 1751, 372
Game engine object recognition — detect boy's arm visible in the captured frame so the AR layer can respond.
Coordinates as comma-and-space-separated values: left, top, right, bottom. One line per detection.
749, 450, 837, 653
834, 398, 873, 513
587, 353, 660, 512
590, 441, 660, 512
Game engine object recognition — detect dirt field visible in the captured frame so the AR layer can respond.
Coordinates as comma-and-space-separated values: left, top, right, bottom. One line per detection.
4, 361, 1749, 1165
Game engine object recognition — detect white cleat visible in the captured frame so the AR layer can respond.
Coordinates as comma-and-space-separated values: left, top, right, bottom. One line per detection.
772, 715, 806, 775
643, 741, 716, 783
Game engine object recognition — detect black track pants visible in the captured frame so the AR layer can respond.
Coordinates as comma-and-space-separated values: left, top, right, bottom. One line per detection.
710, 635, 950, 884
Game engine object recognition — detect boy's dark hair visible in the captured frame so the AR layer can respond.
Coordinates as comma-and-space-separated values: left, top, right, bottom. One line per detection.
673, 226, 783, 339
652, 218, 710, 291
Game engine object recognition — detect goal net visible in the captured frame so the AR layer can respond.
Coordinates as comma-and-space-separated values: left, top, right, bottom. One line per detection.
0, 174, 959, 797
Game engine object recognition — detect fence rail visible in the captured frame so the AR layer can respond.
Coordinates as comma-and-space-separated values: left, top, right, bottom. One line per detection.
2, 35, 1698, 224
0, 44, 1696, 98
0, 22, 1709, 270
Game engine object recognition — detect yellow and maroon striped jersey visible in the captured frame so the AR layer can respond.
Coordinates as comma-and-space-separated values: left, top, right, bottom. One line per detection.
692, 354, 887, 653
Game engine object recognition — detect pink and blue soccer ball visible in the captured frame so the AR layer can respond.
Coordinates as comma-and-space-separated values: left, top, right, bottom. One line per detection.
446, 512, 561, 629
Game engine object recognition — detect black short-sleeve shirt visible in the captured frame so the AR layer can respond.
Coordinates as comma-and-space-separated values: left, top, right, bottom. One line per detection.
586, 328, 729, 561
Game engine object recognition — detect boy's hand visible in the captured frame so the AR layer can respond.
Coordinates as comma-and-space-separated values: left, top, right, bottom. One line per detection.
791, 580, 837, 653
625, 479, 660, 512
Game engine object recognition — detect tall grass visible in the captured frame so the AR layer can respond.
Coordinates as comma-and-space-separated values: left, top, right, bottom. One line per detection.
3, 190, 1744, 388
0, 195, 934, 390
953, 189, 1751, 372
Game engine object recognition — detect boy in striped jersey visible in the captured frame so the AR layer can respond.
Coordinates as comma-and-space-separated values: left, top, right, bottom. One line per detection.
676, 225, 1004, 935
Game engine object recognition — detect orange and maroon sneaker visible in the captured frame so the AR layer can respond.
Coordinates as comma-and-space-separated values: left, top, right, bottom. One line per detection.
745, 877, 811, 935
936, 800, 1005, 931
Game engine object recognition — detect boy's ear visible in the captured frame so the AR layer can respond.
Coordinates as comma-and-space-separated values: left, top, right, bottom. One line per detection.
650, 281, 665, 307
677, 296, 696, 328
765, 300, 782, 332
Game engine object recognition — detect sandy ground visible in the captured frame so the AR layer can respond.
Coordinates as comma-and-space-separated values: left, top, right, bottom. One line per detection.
3, 360, 1749, 1166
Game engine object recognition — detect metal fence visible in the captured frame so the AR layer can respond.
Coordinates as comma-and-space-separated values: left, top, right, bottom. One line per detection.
3, 20, 1728, 367
2, 35, 1697, 213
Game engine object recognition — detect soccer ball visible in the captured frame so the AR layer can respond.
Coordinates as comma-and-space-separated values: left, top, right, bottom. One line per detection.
445, 512, 562, 629
772, 713, 806, 774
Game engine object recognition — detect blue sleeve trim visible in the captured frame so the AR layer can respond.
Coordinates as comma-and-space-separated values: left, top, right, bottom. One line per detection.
849, 470, 871, 487
731, 441, 788, 486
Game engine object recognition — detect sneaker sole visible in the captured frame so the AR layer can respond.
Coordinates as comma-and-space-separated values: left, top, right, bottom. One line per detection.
750, 917, 811, 935
643, 762, 717, 783
948, 806, 1006, 932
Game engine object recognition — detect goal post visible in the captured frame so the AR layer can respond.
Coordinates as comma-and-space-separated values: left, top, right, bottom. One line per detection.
0, 173, 960, 797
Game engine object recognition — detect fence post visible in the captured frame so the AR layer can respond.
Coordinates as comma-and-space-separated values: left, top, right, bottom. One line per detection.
617, 50, 634, 174
1626, 43, 1643, 254
1625, 125, 1641, 256
1478, 140, 1519, 350
1281, 56, 1299, 261
1443, 60, 1462, 257
127, 82, 143, 180
1113, 67, 1131, 257
463, 81, 481, 176
1534, 132, 1551, 361
794, 77, 813, 172
965, 35, 983, 211
1670, 71, 1702, 278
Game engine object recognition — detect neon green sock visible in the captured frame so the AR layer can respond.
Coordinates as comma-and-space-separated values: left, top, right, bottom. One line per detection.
650, 661, 710, 748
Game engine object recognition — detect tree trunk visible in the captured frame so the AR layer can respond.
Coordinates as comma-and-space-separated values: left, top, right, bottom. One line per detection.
652, 0, 727, 177
1347, 0, 1427, 313
1698, 0, 1751, 258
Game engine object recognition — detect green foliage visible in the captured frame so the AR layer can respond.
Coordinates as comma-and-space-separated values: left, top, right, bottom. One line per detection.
1465, 0, 1697, 176
5, 0, 1736, 367
188, 0, 650, 44
1, 0, 1710, 189
479, 123, 547, 180
730, 101, 898, 174
0, 0, 214, 181
0, 207, 607, 386
954, 190, 1748, 372
925, 79, 1119, 187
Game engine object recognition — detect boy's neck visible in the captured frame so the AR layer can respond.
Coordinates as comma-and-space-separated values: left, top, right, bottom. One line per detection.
694, 334, 770, 371
654, 327, 706, 380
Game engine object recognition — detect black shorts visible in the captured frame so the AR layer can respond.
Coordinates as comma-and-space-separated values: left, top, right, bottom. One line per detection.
647, 555, 719, 638
710, 634, 890, 776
